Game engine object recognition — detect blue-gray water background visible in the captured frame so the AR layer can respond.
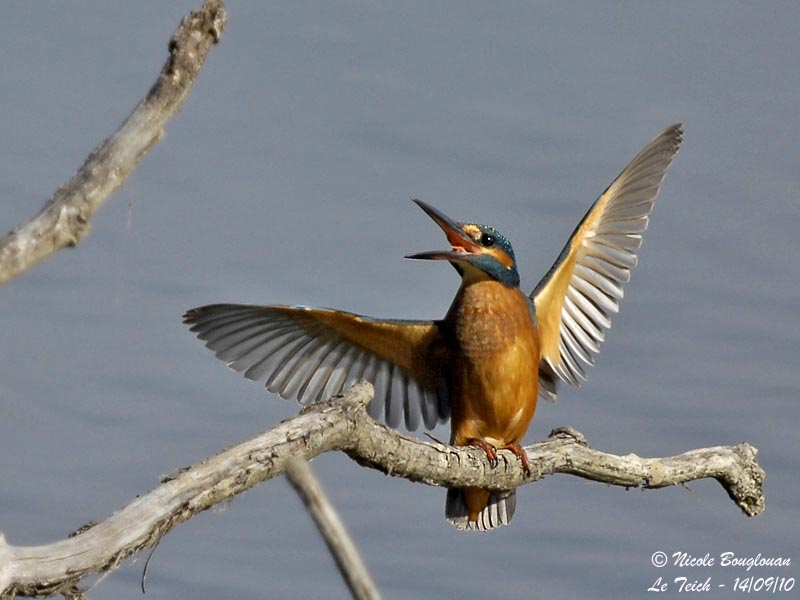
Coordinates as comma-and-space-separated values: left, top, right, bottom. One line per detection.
1, 3, 798, 598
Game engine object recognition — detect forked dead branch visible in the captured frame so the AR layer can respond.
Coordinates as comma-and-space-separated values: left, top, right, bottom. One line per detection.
0, 381, 764, 598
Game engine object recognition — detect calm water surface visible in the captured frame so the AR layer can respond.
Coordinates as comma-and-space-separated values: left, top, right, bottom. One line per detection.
1, 3, 798, 599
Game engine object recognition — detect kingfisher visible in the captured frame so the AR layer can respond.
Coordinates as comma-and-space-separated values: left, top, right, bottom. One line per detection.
184, 124, 682, 531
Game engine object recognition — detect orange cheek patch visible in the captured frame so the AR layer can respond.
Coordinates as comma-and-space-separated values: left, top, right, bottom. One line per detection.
487, 247, 514, 269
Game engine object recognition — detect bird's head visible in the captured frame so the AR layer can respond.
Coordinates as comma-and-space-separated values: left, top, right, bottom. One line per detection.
406, 199, 520, 288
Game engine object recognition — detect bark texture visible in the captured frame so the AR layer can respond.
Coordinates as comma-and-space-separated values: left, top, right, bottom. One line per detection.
0, 0, 227, 285
0, 381, 764, 598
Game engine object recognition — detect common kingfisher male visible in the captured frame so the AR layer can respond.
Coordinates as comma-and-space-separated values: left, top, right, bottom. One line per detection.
184, 124, 682, 531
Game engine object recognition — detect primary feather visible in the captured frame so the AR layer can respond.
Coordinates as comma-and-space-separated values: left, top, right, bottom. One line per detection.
532, 123, 683, 394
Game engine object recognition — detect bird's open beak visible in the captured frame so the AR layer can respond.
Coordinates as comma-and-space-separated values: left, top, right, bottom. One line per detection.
405, 199, 481, 261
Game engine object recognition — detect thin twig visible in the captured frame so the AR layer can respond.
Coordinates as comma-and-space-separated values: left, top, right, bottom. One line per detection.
0, 0, 227, 286
286, 459, 382, 600
140, 536, 162, 594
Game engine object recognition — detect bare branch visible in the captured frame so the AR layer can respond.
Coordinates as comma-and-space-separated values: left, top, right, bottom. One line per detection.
0, 381, 765, 598
0, 0, 227, 286
286, 459, 382, 600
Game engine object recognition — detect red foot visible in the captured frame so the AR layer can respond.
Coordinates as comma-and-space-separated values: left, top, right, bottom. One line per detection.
500, 443, 531, 477
465, 438, 498, 468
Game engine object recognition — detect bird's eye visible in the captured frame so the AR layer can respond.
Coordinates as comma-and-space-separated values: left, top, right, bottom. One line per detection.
480, 233, 496, 247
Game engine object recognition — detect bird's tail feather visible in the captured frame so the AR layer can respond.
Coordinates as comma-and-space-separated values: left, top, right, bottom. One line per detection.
445, 487, 516, 532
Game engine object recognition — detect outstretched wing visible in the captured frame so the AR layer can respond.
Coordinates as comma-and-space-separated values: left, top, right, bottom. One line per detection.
183, 304, 449, 430
531, 123, 683, 397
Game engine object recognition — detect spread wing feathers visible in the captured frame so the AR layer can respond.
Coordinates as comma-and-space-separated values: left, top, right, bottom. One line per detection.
531, 123, 683, 392
183, 304, 449, 430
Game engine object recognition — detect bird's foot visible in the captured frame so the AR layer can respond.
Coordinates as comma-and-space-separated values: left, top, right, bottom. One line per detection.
500, 443, 531, 477
465, 438, 498, 468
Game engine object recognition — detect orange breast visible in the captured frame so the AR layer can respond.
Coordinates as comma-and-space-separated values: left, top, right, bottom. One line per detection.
445, 280, 540, 447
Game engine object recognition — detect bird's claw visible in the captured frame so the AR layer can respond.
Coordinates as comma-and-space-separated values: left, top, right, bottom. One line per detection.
465, 438, 499, 468
465, 439, 530, 476
501, 443, 531, 477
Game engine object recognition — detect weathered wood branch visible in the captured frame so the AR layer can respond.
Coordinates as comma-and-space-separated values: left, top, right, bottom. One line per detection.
286, 459, 382, 600
0, 381, 764, 598
0, 0, 227, 286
